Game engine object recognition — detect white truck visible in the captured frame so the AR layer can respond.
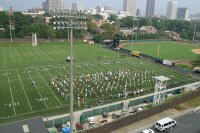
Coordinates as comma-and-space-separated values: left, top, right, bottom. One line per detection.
163, 60, 175, 66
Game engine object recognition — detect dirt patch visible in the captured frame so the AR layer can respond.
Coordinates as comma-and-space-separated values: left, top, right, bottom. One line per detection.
192, 49, 200, 54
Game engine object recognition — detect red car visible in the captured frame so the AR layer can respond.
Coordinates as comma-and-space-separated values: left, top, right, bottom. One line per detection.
76, 122, 83, 130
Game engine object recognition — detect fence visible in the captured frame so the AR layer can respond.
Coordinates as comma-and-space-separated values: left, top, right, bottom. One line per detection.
80, 103, 123, 123
128, 96, 154, 108
45, 115, 70, 128
85, 90, 200, 133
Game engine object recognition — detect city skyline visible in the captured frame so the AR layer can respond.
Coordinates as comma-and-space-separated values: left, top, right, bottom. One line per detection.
0, 0, 199, 15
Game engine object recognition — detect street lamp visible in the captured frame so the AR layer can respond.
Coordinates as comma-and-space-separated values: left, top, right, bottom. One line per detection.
192, 20, 197, 44
156, 20, 161, 40
52, 9, 87, 133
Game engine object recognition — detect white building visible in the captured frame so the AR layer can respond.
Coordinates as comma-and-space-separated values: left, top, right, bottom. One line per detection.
123, 0, 137, 17
177, 7, 189, 20
87, 8, 97, 15
145, 0, 155, 18
117, 10, 129, 19
72, 2, 84, 11
166, 0, 177, 19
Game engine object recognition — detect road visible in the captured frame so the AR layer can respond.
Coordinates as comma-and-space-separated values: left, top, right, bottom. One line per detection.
151, 111, 200, 133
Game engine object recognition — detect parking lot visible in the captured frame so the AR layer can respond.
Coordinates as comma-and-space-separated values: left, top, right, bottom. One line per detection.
151, 111, 200, 133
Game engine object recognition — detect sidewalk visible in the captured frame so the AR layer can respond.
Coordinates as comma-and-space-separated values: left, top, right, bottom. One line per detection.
111, 108, 194, 133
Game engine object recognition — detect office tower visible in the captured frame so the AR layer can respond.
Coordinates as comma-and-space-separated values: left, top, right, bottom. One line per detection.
177, 8, 189, 20
136, 9, 141, 17
145, 0, 155, 18
42, 0, 61, 14
104, 6, 111, 11
166, 0, 177, 19
123, 0, 137, 16
72, 2, 84, 11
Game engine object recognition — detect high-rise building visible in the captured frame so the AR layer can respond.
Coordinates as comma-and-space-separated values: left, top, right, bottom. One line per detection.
145, 0, 155, 18
72, 2, 84, 11
104, 6, 111, 11
136, 9, 141, 17
42, 0, 61, 14
0, 5, 3, 12
177, 8, 189, 20
166, 0, 177, 19
123, 0, 137, 17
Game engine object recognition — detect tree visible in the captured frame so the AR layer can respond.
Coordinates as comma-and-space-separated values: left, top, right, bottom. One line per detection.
107, 14, 118, 22
92, 34, 104, 43
192, 55, 200, 67
180, 32, 189, 40
100, 23, 116, 38
92, 14, 103, 20
87, 15, 98, 34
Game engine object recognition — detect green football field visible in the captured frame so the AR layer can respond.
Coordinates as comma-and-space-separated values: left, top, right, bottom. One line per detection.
123, 41, 200, 60
0, 41, 199, 124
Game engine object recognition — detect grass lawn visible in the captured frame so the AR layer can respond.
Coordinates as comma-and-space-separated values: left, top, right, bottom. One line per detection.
0, 41, 199, 124
123, 41, 200, 60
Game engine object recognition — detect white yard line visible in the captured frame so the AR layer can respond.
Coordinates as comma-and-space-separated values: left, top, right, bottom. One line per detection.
36, 48, 52, 60
6, 70, 16, 116
15, 69, 33, 112
46, 47, 65, 58
9, 49, 14, 63
14, 49, 23, 62
2, 50, 6, 63
35, 67, 63, 106
19, 48, 31, 62
25, 68, 48, 109
25, 48, 39, 60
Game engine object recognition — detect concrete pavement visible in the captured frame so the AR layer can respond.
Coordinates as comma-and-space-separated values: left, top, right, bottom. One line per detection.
111, 108, 194, 133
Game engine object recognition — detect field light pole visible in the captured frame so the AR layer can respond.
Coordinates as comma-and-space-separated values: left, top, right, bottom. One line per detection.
131, 17, 140, 52
9, 6, 13, 43
156, 20, 160, 40
53, 9, 87, 133
192, 20, 197, 44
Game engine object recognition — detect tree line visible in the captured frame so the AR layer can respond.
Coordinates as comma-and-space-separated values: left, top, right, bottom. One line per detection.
0, 11, 199, 41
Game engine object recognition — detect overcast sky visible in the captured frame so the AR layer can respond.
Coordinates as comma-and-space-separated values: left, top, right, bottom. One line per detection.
0, 0, 199, 15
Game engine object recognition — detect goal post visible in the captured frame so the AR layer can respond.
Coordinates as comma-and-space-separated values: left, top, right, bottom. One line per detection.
32, 33, 38, 46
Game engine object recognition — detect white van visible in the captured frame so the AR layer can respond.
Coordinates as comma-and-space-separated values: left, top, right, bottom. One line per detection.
154, 117, 176, 131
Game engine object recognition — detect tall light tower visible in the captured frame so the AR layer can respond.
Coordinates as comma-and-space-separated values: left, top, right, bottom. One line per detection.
131, 17, 140, 52
52, 9, 87, 133
153, 76, 170, 105
192, 20, 197, 44
156, 20, 160, 40
9, 6, 13, 43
